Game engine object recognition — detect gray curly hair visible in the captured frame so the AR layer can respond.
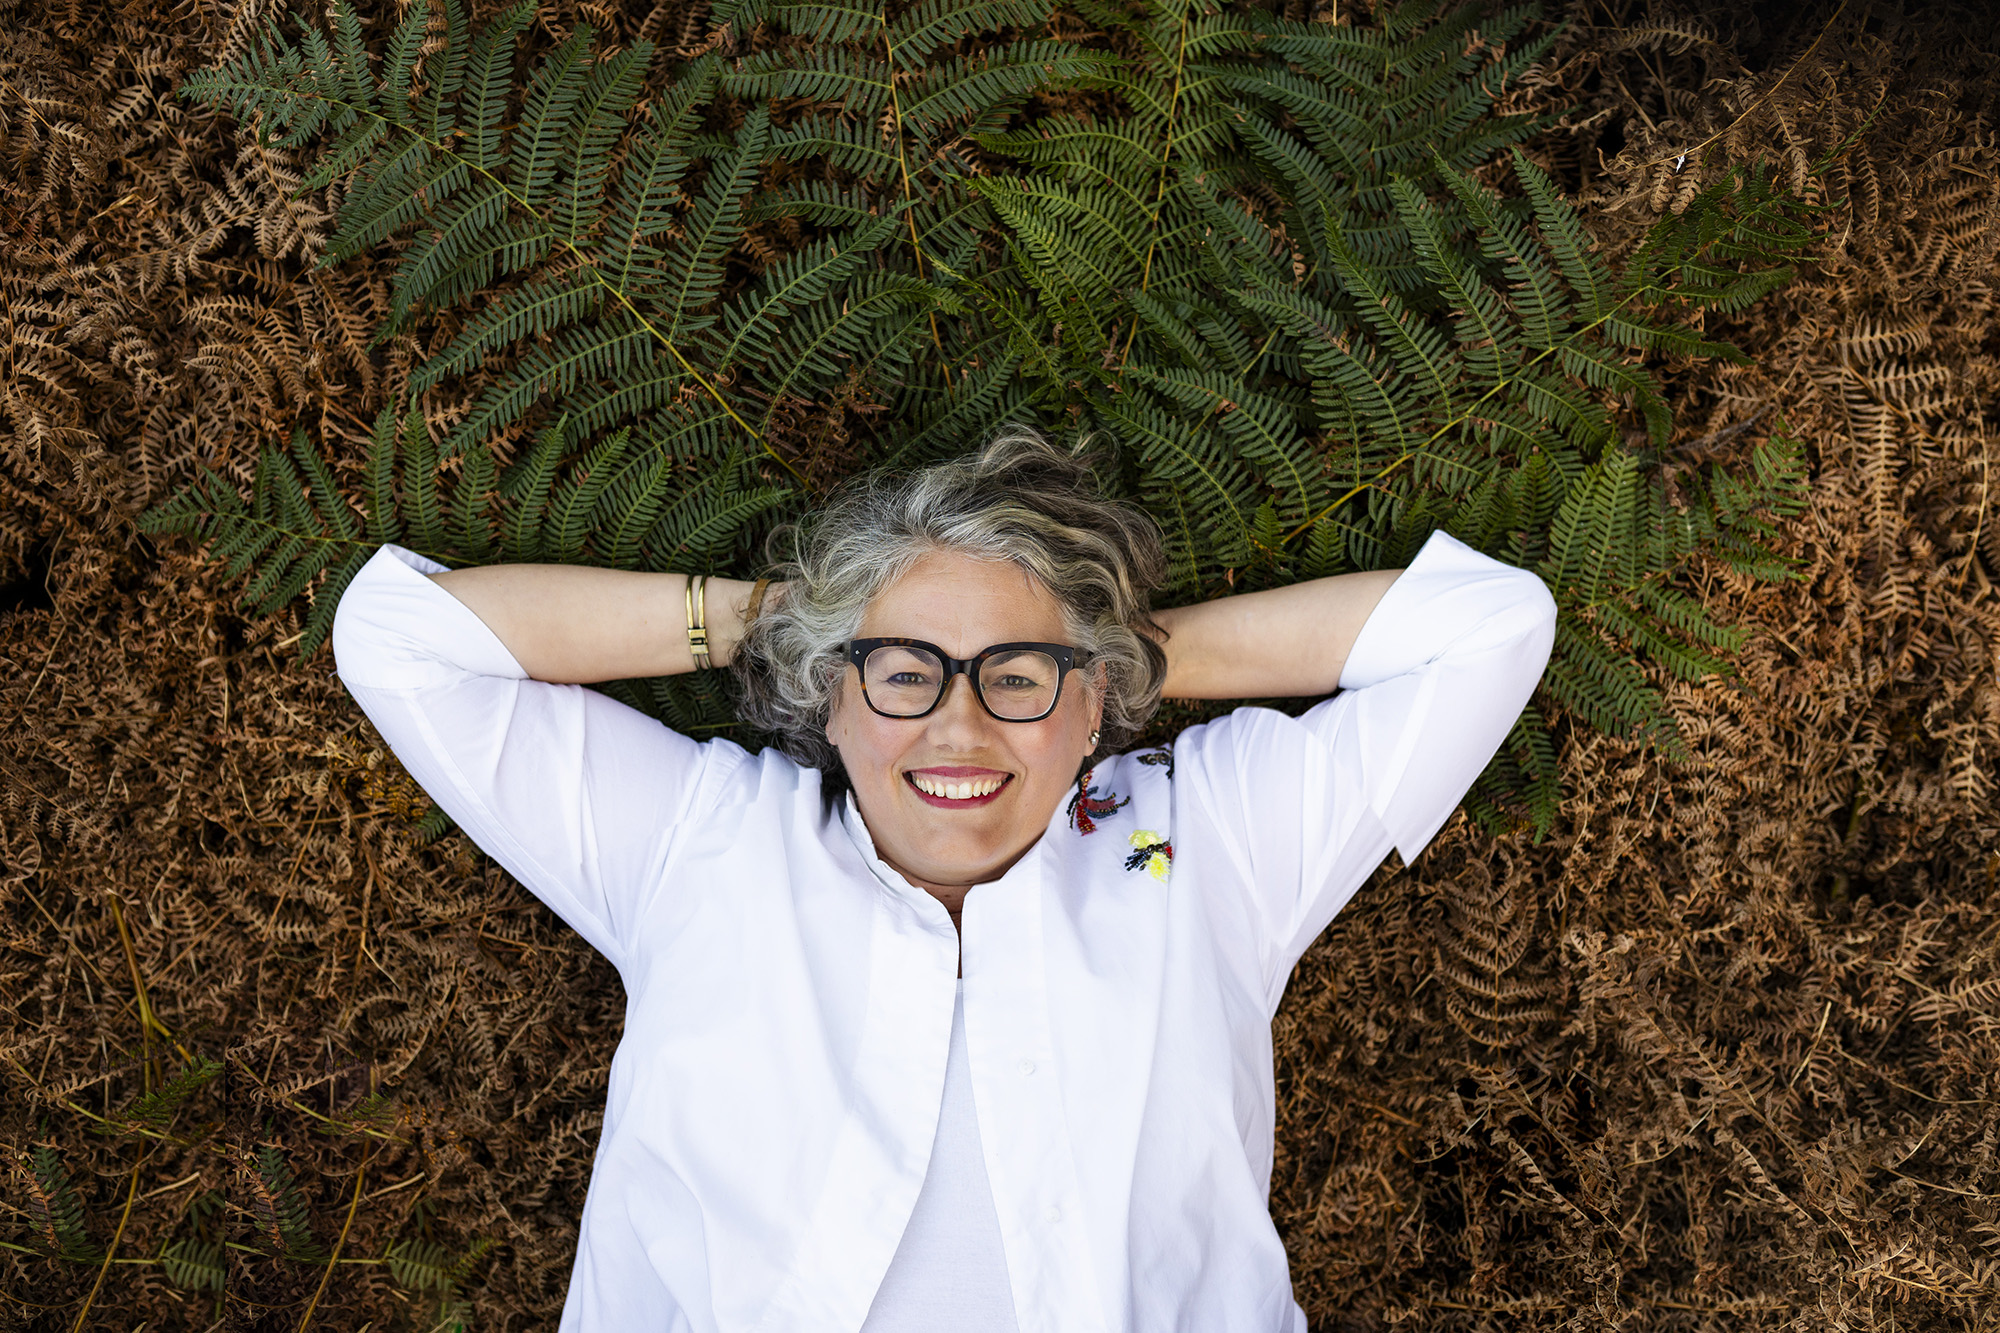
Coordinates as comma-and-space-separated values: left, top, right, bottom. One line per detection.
733, 426, 1170, 774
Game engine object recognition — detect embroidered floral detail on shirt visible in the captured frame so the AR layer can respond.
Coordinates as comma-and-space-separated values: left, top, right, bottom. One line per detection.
1125, 830, 1174, 880
1067, 767, 1129, 835
1135, 747, 1175, 779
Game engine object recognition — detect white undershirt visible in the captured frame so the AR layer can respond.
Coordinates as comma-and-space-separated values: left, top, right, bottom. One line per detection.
861, 981, 1021, 1332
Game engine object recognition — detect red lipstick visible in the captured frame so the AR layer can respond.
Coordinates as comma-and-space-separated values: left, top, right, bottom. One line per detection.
904, 769, 1012, 808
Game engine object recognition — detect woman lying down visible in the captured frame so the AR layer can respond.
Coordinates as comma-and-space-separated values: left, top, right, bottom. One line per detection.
331, 426, 1555, 1333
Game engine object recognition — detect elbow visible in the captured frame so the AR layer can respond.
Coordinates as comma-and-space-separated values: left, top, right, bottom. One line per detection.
1515, 569, 1558, 657
329, 582, 369, 684
1522, 569, 1558, 635
329, 556, 402, 686
1472, 565, 1557, 674
1518, 572, 1559, 676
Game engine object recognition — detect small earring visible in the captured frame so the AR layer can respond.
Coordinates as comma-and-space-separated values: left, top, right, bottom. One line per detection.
1089, 729, 1101, 749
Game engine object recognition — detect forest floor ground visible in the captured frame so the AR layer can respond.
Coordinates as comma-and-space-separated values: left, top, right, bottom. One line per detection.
4, 1, 2000, 1329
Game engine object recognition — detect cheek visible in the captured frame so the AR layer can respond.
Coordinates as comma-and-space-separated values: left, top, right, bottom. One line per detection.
828, 691, 901, 784
1026, 704, 1093, 777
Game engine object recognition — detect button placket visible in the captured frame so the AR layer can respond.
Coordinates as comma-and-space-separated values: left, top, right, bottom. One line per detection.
960, 849, 1110, 1333
749, 881, 958, 1332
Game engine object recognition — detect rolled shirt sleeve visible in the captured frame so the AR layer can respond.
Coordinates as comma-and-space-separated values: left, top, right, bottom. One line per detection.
1174, 529, 1558, 998
330, 543, 737, 974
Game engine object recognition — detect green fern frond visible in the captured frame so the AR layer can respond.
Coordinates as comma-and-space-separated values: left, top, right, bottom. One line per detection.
118, 1056, 223, 1132
387, 1238, 458, 1292
160, 1237, 227, 1292
249, 1144, 327, 1262
22, 1145, 101, 1262
147, 0, 1814, 834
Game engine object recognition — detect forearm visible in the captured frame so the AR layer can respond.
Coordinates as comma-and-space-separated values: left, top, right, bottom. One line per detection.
1151, 568, 1405, 700
426, 564, 763, 684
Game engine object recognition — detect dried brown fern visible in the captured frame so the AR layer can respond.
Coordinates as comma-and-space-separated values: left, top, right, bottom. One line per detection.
1434, 854, 1564, 1049
1266, 2, 2000, 1327
6, 0, 2000, 1328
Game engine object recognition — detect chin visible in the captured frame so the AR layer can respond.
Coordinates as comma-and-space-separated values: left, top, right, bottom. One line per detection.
918, 830, 1004, 872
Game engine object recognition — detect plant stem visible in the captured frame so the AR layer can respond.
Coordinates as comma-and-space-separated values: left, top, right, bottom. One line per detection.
298, 1149, 375, 1333
71, 1154, 146, 1333
1114, 0, 1192, 375
881, 16, 948, 378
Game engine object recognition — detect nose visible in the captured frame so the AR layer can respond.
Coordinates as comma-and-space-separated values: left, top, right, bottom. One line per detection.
925, 672, 994, 748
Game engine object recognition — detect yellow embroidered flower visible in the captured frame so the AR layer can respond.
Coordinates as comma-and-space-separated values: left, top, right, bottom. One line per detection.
1125, 829, 1173, 881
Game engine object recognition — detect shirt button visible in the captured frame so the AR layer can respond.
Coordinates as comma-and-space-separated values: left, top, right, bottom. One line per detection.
1044, 1206, 1062, 1224
1018, 1059, 1036, 1075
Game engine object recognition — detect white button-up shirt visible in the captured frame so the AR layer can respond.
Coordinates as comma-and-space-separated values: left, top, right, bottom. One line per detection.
330, 529, 1556, 1333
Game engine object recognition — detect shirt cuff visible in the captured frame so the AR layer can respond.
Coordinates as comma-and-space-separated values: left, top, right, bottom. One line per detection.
1336, 529, 1548, 692
330, 543, 531, 691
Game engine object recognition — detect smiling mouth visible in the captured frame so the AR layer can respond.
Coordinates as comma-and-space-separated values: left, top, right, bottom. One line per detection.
905, 772, 1012, 807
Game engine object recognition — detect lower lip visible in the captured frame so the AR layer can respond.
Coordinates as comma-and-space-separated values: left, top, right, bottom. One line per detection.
906, 773, 1011, 808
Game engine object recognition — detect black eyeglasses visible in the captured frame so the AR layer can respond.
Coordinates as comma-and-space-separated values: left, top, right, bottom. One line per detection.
844, 637, 1081, 722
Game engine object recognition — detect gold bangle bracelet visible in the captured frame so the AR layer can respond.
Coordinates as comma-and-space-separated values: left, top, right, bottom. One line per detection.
745, 577, 772, 626
685, 574, 711, 670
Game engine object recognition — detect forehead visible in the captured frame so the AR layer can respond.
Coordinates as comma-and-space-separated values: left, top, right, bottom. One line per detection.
858, 548, 1068, 653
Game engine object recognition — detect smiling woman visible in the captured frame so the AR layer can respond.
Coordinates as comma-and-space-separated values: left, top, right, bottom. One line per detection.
329, 426, 1556, 1333
731, 436, 1177, 924
736, 432, 1170, 770
827, 553, 1097, 925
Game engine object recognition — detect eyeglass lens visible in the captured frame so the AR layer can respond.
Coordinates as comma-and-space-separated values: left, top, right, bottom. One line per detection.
862, 645, 1062, 720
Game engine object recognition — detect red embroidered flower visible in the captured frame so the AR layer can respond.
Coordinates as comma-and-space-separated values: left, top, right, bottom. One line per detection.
1067, 768, 1129, 835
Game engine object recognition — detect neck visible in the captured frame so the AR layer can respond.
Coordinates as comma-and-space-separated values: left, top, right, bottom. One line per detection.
878, 855, 973, 916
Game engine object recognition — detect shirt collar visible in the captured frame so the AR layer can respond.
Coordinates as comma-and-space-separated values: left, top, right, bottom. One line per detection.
839, 789, 922, 901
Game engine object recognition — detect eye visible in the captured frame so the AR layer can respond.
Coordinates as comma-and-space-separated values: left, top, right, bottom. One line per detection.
885, 670, 932, 687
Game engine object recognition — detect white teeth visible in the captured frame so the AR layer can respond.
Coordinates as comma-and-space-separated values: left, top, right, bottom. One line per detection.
911, 774, 1004, 799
